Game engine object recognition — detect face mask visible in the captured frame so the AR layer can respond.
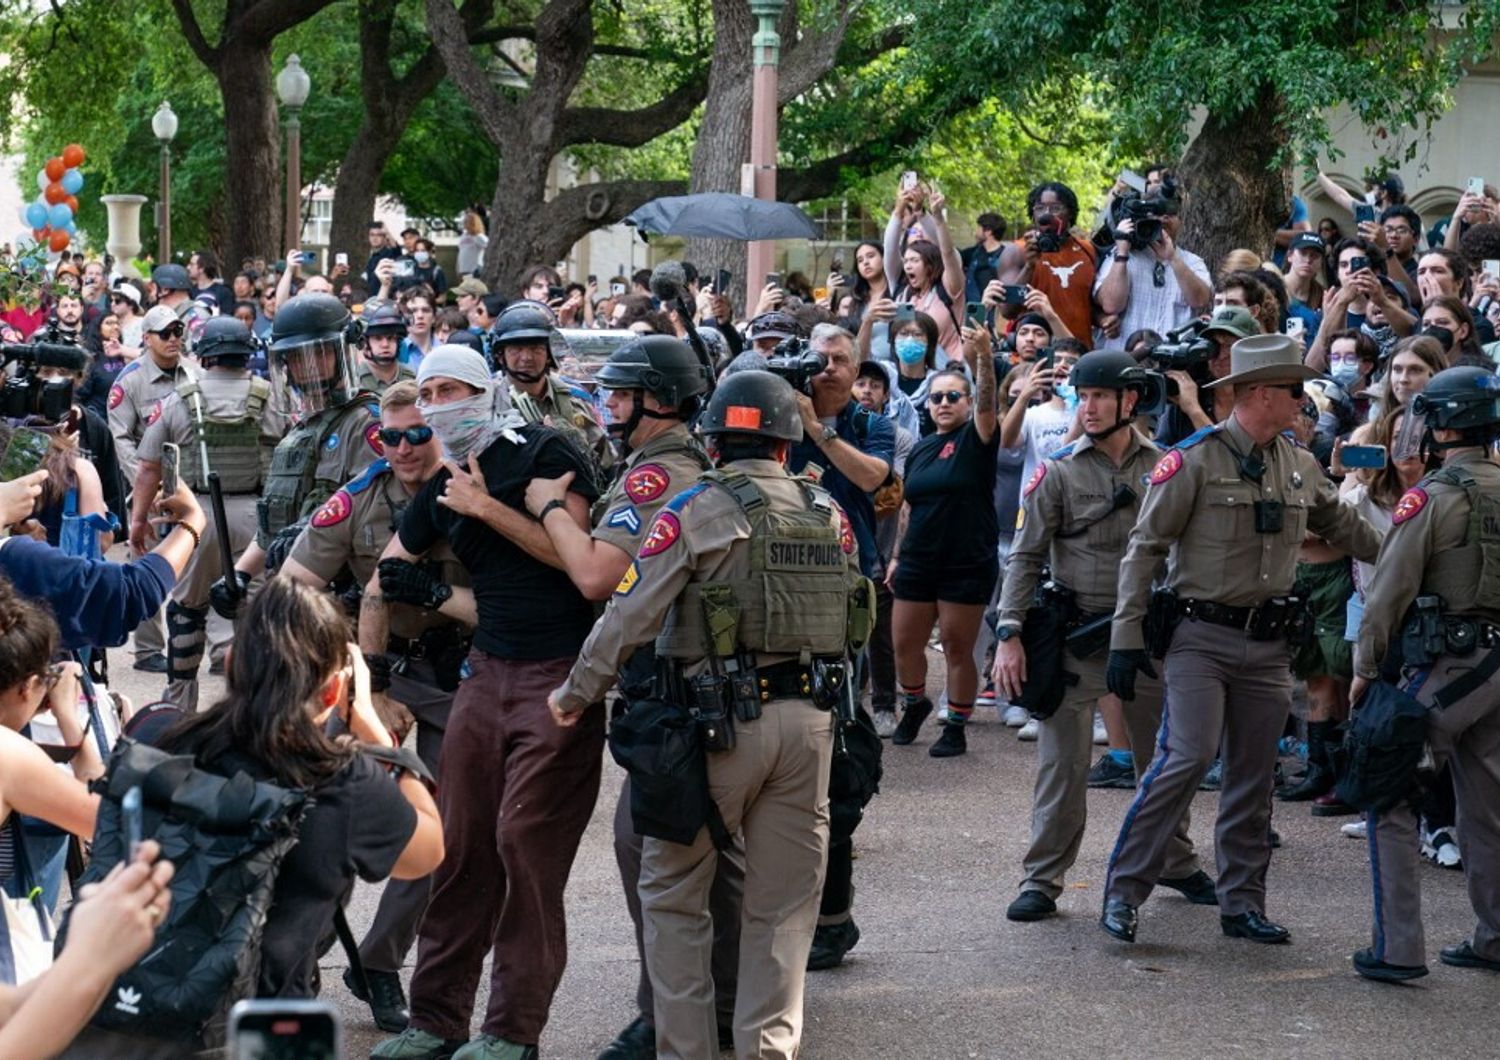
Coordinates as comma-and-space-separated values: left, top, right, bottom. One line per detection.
413, 251, 431, 266
1329, 361, 1360, 386
418, 391, 498, 461
894, 337, 926, 366
1422, 324, 1454, 350
1053, 381, 1078, 409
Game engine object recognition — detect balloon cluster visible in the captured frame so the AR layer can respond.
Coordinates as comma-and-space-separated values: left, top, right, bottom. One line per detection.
17, 144, 86, 257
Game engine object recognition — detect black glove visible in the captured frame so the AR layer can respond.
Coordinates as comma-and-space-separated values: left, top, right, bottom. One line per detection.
363, 652, 393, 694
263, 520, 307, 575
1105, 649, 1158, 702
378, 558, 453, 611
209, 570, 253, 620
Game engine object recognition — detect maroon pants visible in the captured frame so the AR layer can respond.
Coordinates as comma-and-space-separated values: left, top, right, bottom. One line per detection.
408, 652, 605, 1044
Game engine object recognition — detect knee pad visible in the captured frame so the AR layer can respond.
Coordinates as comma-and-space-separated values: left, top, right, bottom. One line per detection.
165, 601, 210, 639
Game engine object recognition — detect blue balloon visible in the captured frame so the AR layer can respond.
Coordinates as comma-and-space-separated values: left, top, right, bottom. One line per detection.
47, 203, 72, 228
24, 202, 47, 229
60, 168, 83, 195
64, 220, 77, 236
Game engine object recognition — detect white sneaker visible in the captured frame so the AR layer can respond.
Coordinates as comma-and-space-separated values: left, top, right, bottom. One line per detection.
1092, 712, 1108, 745
872, 710, 898, 739
1017, 718, 1039, 741
1340, 819, 1367, 839
1002, 704, 1028, 728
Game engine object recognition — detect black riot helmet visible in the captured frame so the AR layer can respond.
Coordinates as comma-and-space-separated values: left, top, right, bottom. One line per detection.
1410, 365, 1500, 452
269, 292, 357, 416
491, 299, 557, 382
357, 301, 406, 365
1069, 349, 1158, 439
595, 335, 713, 453
194, 316, 258, 369
700, 369, 802, 442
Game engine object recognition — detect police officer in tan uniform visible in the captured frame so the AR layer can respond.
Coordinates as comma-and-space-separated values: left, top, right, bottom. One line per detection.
1102, 334, 1381, 945
493, 300, 614, 475
520, 335, 732, 1059
109, 302, 199, 672
129, 317, 279, 710
548, 370, 868, 1060
1348, 365, 1500, 983
995, 351, 1211, 923
280, 379, 476, 1027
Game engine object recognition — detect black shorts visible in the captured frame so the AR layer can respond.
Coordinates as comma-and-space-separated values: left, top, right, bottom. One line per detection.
892, 558, 998, 605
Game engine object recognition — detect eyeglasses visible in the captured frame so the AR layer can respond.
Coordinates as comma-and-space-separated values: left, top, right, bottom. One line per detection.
928, 390, 969, 405
1267, 383, 1305, 399
377, 425, 434, 447
152, 323, 186, 339
39, 662, 63, 694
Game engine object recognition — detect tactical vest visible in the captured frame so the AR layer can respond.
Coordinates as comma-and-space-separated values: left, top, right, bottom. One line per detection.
176, 377, 270, 494
256, 401, 369, 544
1422, 466, 1500, 615
655, 468, 863, 661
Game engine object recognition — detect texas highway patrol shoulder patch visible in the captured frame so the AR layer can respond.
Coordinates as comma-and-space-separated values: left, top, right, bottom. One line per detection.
639, 511, 681, 557
839, 509, 854, 554
615, 561, 640, 596
1149, 449, 1184, 485
364, 421, 385, 455
144, 401, 162, 427
624, 463, 671, 503
1022, 463, 1046, 497
108, 383, 124, 410
311, 489, 353, 528
1392, 486, 1429, 526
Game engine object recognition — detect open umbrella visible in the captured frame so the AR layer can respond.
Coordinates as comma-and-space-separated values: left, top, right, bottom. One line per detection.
624, 192, 822, 241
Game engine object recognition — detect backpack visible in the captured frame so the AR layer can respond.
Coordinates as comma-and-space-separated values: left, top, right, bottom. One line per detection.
59, 739, 308, 1047
1334, 681, 1430, 813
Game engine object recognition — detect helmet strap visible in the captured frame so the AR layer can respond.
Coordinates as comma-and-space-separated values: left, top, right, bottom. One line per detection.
1082, 388, 1133, 440
607, 390, 681, 455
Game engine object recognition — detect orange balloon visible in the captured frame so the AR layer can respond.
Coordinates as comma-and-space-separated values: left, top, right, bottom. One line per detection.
44, 157, 64, 182
48, 230, 70, 252
32, 228, 45, 241
61, 144, 84, 169
43, 182, 65, 205
64, 196, 78, 215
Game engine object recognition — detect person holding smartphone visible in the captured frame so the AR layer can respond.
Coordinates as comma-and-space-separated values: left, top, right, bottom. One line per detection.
883, 177, 966, 362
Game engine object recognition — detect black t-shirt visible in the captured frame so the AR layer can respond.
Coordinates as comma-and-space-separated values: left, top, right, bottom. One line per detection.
399, 424, 600, 658
899, 418, 1000, 568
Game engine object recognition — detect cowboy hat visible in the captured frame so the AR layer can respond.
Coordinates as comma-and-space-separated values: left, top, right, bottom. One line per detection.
1204, 333, 1322, 389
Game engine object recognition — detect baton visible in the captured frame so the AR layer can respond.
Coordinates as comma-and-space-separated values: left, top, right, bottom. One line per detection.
208, 472, 240, 600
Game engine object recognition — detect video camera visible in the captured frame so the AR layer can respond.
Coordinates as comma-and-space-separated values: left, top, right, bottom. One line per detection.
1, 341, 88, 423
765, 337, 827, 395
1112, 174, 1181, 251
1143, 320, 1216, 397
1034, 215, 1065, 254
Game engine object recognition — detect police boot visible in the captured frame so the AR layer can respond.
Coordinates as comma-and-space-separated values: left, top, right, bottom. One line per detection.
595, 1016, 654, 1060
163, 602, 210, 712
1278, 720, 1334, 802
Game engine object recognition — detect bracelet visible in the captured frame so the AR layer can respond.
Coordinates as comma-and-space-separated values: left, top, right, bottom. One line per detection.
538, 498, 568, 522
174, 521, 201, 549
1113, 253, 1130, 262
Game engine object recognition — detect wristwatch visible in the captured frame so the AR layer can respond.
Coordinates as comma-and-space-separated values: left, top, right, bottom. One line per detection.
996, 625, 1019, 642
817, 426, 839, 446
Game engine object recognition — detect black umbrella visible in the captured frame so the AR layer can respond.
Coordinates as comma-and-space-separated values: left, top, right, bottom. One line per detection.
624, 192, 822, 241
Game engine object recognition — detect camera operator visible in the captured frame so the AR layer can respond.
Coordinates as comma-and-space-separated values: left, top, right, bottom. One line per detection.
1153, 306, 1257, 446
1003, 183, 1096, 343
1094, 187, 1211, 350
30, 293, 84, 347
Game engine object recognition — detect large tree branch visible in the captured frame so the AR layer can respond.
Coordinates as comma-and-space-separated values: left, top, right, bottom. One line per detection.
469, 23, 679, 59
559, 66, 710, 147
537, 177, 688, 253
234, 0, 341, 45
168, 0, 220, 68
424, 0, 512, 145
777, 0, 858, 102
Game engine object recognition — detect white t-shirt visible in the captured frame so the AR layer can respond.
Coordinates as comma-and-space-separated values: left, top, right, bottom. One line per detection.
1019, 402, 1074, 493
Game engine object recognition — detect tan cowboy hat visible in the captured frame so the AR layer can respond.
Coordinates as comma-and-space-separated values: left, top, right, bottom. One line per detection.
1204, 333, 1323, 389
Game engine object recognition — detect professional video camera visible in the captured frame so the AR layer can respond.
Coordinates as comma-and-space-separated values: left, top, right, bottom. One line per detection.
1, 342, 89, 423
765, 337, 827, 395
1110, 174, 1181, 251
1144, 320, 1216, 397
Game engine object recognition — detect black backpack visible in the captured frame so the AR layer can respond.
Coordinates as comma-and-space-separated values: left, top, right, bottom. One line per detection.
59, 739, 308, 1047
1334, 681, 1430, 813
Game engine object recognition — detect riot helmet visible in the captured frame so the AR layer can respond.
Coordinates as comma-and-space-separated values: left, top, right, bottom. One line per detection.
1410, 365, 1500, 452
595, 335, 712, 452
194, 316, 258, 369
700, 369, 801, 442
269, 293, 356, 416
1068, 350, 1157, 438
358, 301, 407, 365
491, 299, 557, 383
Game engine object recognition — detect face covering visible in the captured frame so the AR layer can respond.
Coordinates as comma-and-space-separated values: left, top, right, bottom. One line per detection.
894, 337, 926, 366
413, 251, 431, 266
1422, 324, 1454, 351
1053, 380, 1079, 409
418, 391, 504, 461
1329, 361, 1360, 386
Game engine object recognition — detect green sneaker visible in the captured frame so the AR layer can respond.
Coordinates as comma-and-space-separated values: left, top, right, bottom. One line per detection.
370, 1027, 467, 1059
451, 1035, 538, 1060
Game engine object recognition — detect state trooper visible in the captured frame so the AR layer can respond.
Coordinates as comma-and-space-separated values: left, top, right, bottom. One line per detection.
109, 302, 199, 672
492, 299, 614, 474
357, 301, 417, 395
519, 336, 733, 1060
1102, 334, 1380, 945
280, 379, 475, 1027
549, 370, 872, 1060
994, 351, 1212, 923
1349, 365, 1500, 983
129, 317, 280, 709
210, 292, 383, 612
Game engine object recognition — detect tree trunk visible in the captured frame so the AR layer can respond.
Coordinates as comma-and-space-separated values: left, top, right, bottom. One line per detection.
327, 123, 401, 287
1177, 85, 1291, 277
216, 43, 284, 266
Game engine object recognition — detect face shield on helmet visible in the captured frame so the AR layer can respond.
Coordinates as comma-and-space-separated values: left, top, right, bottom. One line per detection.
272, 335, 356, 418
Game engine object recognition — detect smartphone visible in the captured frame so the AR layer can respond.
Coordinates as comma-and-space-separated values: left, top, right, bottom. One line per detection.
1484, 260, 1500, 280
334, 252, 348, 268
610, 282, 626, 297
901, 170, 918, 192
765, 272, 782, 289
160, 442, 180, 498
547, 285, 567, 302
716, 268, 731, 295
0, 427, 50, 482
1468, 176, 1487, 197
1347, 255, 1370, 274
1353, 203, 1375, 224
965, 301, 987, 323
1036, 348, 1057, 378
1002, 284, 1028, 307
813, 286, 829, 302
894, 302, 915, 324
396, 258, 415, 278
830, 253, 845, 274
1341, 445, 1388, 469
1118, 169, 1146, 193
122, 785, 143, 860
587, 274, 597, 286
1285, 317, 1306, 341
228, 999, 340, 1060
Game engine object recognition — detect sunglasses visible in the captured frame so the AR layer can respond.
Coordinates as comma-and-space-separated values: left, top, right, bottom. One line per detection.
152, 323, 186, 339
1267, 382, 1305, 399
928, 390, 969, 405
378, 425, 434, 447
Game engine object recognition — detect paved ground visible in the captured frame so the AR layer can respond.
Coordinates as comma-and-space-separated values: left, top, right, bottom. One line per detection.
109, 655, 1497, 1059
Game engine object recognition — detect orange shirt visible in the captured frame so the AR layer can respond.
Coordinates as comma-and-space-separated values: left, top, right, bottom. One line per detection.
1018, 235, 1096, 343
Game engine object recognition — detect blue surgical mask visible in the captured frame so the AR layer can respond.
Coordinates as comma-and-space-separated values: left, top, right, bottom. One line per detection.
1329, 361, 1360, 386
413, 251, 431, 266
1054, 381, 1079, 409
894, 337, 926, 365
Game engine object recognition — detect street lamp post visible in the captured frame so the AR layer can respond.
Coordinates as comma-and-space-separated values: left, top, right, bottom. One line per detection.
746, 0, 786, 300
151, 102, 178, 264
276, 54, 311, 260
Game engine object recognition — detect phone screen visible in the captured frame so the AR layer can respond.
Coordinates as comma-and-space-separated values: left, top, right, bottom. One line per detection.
1354, 204, 1375, 224
610, 282, 626, 296
901, 170, 918, 191
230, 1007, 339, 1060
587, 274, 597, 285
160, 442, 180, 497
765, 272, 782, 289
1469, 177, 1487, 197
0, 427, 50, 482
894, 303, 915, 323
716, 268, 731, 295
334, 253, 348, 267
547, 285, 568, 302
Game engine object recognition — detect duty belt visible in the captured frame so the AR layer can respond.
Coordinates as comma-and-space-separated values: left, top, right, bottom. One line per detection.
387, 631, 470, 661
1179, 597, 1297, 638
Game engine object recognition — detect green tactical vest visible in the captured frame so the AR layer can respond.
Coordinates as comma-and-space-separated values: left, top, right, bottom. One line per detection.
1422, 465, 1500, 615
176, 377, 270, 494
655, 468, 864, 661
256, 401, 368, 546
